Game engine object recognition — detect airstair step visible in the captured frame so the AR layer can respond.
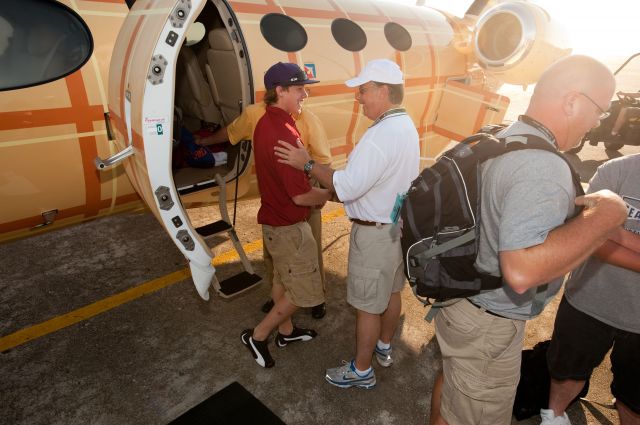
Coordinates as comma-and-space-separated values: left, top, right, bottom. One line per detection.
218, 272, 262, 297
196, 220, 232, 237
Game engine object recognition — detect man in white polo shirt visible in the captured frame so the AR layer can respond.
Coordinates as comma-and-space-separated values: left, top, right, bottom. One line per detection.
274, 59, 420, 389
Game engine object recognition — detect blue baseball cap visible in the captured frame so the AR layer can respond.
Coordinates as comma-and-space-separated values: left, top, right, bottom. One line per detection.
264, 62, 319, 89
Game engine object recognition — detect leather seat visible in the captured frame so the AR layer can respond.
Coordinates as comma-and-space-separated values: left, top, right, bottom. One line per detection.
204, 28, 242, 125
175, 45, 221, 125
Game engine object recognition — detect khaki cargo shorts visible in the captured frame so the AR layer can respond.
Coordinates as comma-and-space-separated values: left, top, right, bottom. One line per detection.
435, 299, 525, 425
262, 221, 324, 308
346, 222, 405, 314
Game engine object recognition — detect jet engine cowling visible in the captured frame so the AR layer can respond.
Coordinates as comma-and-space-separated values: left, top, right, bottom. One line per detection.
473, 1, 571, 86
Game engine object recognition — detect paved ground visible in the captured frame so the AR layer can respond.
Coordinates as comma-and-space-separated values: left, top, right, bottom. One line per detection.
1, 142, 638, 425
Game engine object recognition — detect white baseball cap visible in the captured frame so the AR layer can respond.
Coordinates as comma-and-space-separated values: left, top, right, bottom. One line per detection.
345, 59, 404, 87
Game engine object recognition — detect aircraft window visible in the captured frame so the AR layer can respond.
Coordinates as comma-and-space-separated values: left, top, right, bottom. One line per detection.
0, 0, 93, 92
384, 22, 412, 52
260, 14, 307, 52
331, 19, 366, 52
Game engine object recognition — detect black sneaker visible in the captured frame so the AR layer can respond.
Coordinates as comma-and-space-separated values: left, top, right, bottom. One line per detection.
311, 303, 326, 319
241, 329, 274, 368
261, 299, 274, 313
276, 327, 317, 348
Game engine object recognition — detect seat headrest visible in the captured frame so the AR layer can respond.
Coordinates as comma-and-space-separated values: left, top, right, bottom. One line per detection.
208, 28, 234, 51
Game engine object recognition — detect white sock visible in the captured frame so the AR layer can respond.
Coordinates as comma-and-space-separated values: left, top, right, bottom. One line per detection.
377, 340, 390, 350
212, 151, 227, 165
354, 365, 372, 376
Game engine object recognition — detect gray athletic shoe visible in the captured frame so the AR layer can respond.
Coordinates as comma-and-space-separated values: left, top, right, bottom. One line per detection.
325, 360, 376, 389
374, 345, 393, 367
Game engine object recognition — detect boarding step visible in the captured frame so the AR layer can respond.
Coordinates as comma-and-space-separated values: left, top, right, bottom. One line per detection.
218, 271, 263, 298
204, 173, 262, 298
195, 220, 232, 237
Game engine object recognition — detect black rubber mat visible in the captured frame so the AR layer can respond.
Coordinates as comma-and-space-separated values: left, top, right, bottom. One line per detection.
170, 381, 286, 425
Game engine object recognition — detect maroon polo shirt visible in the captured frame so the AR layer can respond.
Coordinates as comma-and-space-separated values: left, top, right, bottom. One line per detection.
254, 105, 311, 226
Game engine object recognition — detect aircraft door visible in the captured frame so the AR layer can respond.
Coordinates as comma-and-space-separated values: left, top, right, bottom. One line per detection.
103, 0, 218, 300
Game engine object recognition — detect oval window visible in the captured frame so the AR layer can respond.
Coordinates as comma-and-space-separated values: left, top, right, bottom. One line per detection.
0, 0, 94, 91
331, 19, 366, 52
260, 14, 307, 52
384, 22, 412, 52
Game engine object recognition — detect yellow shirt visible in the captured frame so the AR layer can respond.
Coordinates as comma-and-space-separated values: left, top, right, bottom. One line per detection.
226, 103, 332, 165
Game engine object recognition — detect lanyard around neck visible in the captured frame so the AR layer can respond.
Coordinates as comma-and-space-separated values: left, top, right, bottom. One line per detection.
518, 114, 557, 147
370, 107, 406, 128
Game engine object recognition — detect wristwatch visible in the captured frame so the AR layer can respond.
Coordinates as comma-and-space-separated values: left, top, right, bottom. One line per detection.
303, 159, 315, 177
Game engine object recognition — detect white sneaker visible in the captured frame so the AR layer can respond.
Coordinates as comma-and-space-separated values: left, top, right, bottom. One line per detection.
540, 408, 571, 425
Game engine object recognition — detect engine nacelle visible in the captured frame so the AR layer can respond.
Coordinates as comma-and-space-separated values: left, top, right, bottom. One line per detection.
473, 1, 571, 86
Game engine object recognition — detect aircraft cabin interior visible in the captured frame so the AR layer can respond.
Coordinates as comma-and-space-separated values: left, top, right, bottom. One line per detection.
171, 2, 251, 197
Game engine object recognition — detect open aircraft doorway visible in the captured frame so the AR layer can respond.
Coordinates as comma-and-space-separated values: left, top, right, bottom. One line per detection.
100, 0, 257, 301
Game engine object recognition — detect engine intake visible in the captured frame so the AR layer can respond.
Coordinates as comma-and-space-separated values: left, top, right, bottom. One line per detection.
473, 1, 571, 85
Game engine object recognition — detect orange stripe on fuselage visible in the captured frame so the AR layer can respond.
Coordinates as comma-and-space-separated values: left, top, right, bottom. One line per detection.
417, 19, 437, 144
433, 125, 465, 142
254, 70, 456, 98
0, 106, 104, 131
446, 80, 503, 101
472, 94, 490, 133
65, 72, 102, 218
229, 2, 281, 15
342, 53, 363, 157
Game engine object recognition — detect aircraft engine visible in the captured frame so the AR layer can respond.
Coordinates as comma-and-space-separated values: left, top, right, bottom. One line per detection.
472, 1, 571, 86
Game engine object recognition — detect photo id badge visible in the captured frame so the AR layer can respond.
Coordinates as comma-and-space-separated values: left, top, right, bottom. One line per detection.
390, 192, 406, 225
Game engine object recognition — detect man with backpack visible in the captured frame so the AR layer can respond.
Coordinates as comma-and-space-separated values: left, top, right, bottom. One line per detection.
274, 59, 420, 389
429, 55, 629, 425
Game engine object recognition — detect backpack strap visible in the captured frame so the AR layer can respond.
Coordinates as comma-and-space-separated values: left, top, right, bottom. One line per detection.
500, 135, 585, 200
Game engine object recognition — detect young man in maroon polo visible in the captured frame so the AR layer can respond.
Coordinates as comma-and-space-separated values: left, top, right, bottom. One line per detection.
241, 62, 332, 368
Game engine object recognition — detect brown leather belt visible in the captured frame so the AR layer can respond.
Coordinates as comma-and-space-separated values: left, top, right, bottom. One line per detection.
350, 218, 389, 226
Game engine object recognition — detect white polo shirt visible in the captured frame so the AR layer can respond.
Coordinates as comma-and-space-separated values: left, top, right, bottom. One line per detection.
333, 111, 419, 222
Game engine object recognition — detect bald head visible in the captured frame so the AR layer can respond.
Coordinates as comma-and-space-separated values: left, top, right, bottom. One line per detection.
532, 55, 614, 103
526, 55, 615, 151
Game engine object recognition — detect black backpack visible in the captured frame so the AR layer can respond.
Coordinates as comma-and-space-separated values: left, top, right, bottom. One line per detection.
400, 126, 584, 305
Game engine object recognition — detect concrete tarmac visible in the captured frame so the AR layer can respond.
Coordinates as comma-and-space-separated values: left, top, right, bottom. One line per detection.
1, 143, 638, 425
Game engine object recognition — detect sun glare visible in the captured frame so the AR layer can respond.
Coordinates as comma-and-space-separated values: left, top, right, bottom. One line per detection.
411, 0, 640, 60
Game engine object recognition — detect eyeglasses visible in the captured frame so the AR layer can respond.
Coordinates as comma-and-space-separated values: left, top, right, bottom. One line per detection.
579, 92, 610, 120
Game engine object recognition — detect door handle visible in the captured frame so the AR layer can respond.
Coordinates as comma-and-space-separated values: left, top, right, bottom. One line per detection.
94, 145, 134, 169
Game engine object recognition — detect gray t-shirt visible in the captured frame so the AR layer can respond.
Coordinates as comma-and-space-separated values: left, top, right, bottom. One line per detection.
564, 153, 640, 333
469, 120, 576, 320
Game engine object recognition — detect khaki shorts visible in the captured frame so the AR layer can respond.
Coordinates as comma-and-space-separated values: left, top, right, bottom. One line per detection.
263, 207, 324, 288
435, 299, 525, 425
346, 223, 405, 314
262, 221, 324, 308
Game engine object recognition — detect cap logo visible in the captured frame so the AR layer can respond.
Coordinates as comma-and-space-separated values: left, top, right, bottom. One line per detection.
289, 70, 306, 83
